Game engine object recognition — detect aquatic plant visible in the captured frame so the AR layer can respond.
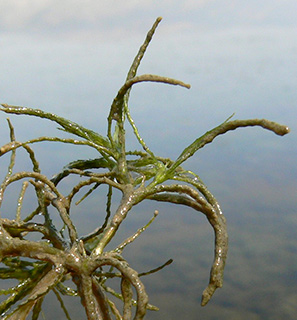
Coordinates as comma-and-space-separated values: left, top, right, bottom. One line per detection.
0, 17, 290, 320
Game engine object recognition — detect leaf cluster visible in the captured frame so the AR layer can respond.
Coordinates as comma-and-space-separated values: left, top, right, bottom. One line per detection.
0, 17, 290, 320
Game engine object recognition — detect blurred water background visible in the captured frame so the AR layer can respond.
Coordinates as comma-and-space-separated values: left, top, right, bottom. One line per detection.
0, 2, 297, 319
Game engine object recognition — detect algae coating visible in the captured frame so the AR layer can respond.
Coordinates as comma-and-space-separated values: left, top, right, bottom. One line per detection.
0, 17, 290, 320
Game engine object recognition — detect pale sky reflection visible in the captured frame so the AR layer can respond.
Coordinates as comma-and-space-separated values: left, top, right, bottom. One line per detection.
0, 2, 296, 319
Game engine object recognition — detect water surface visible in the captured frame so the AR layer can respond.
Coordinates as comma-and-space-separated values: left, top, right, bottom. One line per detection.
0, 27, 296, 319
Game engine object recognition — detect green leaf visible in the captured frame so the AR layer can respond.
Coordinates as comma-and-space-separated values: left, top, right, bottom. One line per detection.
0, 104, 110, 149
168, 117, 290, 175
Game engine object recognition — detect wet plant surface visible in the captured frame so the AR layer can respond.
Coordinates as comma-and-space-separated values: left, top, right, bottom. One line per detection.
0, 18, 290, 320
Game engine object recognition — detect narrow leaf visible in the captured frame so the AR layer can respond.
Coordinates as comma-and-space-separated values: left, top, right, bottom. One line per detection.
169, 118, 290, 174
0, 104, 110, 148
